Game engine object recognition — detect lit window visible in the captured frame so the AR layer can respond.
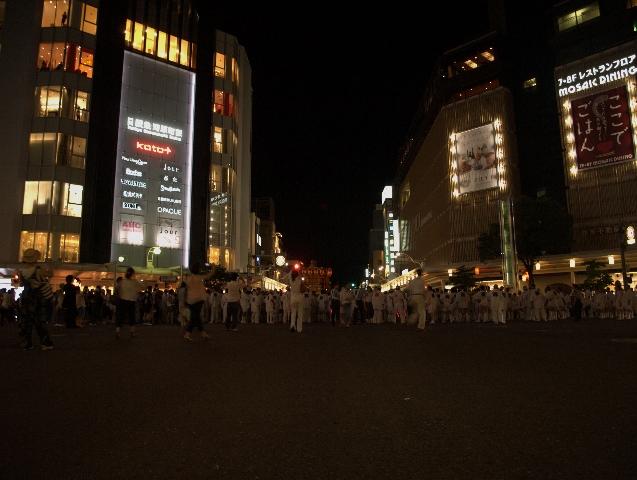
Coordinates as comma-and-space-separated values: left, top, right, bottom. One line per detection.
558, 2, 600, 31
20, 232, 50, 260
232, 58, 239, 84
629, 0, 637, 8
53, 183, 83, 217
71, 90, 90, 122
180, 39, 189, 66
23, 181, 52, 214
81, 4, 97, 35
169, 35, 179, 62
145, 27, 157, 55
523, 78, 537, 89
213, 127, 223, 153
29, 133, 86, 168
37, 42, 65, 71
157, 31, 168, 59
79, 48, 93, 77
190, 43, 197, 69
35, 86, 62, 117
133, 22, 144, 50
213, 90, 224, 115
215, 53, 225, 78
41, 0, 70, 27
125, 19, 131, 44
59, 233, 80, 262
401, 184, 410, 207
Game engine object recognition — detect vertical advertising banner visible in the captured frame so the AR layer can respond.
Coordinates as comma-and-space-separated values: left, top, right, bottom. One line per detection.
455, 124, 498, 194
570, 85, 635, 170
499, 198, 517, 291
111, 52, 195, 267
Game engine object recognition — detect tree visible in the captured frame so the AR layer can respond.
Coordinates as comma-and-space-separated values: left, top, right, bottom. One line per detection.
476, 196, 574, 284
477, 223, 502, 262
449, 265, 477, 290
582, 260, 613, 291
201, 263, 230, 290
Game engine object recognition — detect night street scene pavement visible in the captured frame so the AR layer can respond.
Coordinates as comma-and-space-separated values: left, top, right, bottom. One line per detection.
1, 319, 636, 479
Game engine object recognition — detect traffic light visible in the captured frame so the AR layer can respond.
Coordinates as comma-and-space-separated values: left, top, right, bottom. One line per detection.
12, 274, 19, 286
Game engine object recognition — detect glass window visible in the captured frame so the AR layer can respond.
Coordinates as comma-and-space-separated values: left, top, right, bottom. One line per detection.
70, 135, 86, 168
145, 27, 156, 55
232, 58, 239, 84
190, 43, 197, 69
41, 0, 70, 27
523, 78, 537, 89
72, 90, 89, 122
133, 22, 144, 51
157, 31, 168, 59
0, 1, 6, 29
629, 0, 637, 8
168, 35, 179, 62
79, 47, 93, 77
179, 39, 189, 66
213, 90, 224, 115
38, 42, 65, 71
23, 181, 52, 214
59, 233, 80, 262
82, 4, 97, 34
213, 127, 222, 153
20, 232, 50, 260
215, 53, 225, 78
64, 43, 80, 72
52, 182, 82, 217
36, 86, 62, 117
558, 2, 600, 31
125, 19, 132, 45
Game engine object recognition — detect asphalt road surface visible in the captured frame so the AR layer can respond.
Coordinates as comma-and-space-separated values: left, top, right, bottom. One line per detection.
1, 318, 636, 479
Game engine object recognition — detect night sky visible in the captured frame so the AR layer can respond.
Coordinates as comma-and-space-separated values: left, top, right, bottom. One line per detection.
196, 1, 555, 285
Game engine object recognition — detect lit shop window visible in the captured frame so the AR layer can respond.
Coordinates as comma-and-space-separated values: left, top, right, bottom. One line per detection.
58, 233, 80, 262
29, 133, 86, 168
213, 127, 223, 153
213, 90, 234, 117
180, 39, 190, 66
446, 48, 495, 78
37, 42, 94, 77
215, 53, 225, 78
20, 232, 50, 260
157, 31, 168, 59
124, 19, 196, 69
52, 182, 83, 217
34, 86, 90, 121
208, 247, 220, 265
558, 2, 600, 31
523, 78, 537, 89
23, 181, 53, 214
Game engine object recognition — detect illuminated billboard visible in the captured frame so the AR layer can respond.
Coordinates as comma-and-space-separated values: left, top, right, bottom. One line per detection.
569, 85, 635, 170
454, 124, 498, 194
111, 51, 195, 267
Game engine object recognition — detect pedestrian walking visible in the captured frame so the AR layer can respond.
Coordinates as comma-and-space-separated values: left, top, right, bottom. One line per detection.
224, 272, 245, 331
183, 263, 216, 341
113, 268, 144, 338
406, 269, 427, 331
286, 270, 305, 332
17, 249, 54, 350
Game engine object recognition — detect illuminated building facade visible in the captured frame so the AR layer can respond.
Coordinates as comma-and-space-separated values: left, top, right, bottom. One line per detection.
0, 0, 252, 272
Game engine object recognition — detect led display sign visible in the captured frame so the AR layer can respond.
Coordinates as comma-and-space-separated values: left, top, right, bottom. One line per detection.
111, 51, 195, 266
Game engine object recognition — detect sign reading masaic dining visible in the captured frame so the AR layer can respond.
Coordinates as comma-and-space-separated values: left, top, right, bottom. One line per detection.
570, 85, 635, 170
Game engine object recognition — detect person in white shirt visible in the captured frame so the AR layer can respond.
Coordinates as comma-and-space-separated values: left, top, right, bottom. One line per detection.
339, 284, 354, 327
286, 270, 305, 332
221, 290, 228, 325
371, 287, 385, 324
393, 286, 407, 324
266, 291, 275, 323
183, 263, 216, 341
240, 287, 251, 323
114, 267, 144, 339
250, 290, 260, 324
282, 289, 291, 324
406, 269, 426, 330
224, 272, 245, 331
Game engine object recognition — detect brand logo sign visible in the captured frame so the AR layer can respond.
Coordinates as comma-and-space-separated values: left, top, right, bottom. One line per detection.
136, 142, 172, 155
557, 55, 637, 98
127, 117, 183, 141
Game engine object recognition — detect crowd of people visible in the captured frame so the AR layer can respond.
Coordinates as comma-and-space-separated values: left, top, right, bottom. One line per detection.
9, 249, 637, 349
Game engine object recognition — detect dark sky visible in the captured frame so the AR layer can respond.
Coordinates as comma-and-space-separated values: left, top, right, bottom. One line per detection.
195, 1, 536, 285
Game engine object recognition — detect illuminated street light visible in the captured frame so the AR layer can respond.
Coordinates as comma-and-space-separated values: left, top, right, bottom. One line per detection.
147, 246, 162, 268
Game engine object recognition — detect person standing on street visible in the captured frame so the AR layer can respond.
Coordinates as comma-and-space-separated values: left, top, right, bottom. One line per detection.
330, 283, 341, 326
406, 269, 427, 331
17, 249, 54, 350
224, 272, 245, 331
286, 270, 305, 332
114, 268, 144, 338
339, 284, 355, 327
184, 263, 216, 341
62, 275, 78, 329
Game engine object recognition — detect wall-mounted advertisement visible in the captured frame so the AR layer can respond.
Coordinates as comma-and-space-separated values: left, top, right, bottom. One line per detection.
570, 85, 635, 170
455, 124, 498, 194
111, 51, 195, 267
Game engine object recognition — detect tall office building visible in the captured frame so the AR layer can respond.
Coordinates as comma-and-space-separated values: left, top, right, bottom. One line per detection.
0, 0, 252, 272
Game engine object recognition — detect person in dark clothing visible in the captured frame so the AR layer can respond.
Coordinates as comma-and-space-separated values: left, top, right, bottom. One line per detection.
62, 275, 78, 328
572, 295, 583, 321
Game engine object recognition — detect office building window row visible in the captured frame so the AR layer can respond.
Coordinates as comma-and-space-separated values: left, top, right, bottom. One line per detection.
29, 133, 86, 169
23, 181, 83, 217
35, 85, 90, 122
124, 19, 196, 69
38, 42, 94, 77
20, 231, 79, 262
448, 79, 499, 102
41, 0, 98, 35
